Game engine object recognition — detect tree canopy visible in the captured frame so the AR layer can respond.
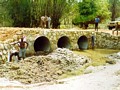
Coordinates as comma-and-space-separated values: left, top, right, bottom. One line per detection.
108, 0, 120, 21
0, 0, 120, 28
0, 0, 13, 26
72, 0, 110, 28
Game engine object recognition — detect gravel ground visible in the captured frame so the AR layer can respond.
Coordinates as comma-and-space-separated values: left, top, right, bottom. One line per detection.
28, 56, 120, 90
0, 52, 120, 90
0, 48, 91, 84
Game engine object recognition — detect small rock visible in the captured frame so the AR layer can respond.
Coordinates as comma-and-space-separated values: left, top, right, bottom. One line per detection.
106, 59, 116, 64
10, 64, 20, 70
84, 66, 95, 74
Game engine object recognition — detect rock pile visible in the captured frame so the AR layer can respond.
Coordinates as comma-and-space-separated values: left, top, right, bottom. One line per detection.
108, 52, 120, 59
106, 52, 120, 64
0, 48, 91, 84
47, 48, 91, 69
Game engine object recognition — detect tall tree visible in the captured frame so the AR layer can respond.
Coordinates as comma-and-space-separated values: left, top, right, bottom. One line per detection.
73, 0, 110, 28
51, 0, 68, 28
7, 0, 31, 27
61, 0, 78, 27
2, 0, 75, 28
0, 0, 13, 27
30, 0, 45, 27
109, 0, 120, 21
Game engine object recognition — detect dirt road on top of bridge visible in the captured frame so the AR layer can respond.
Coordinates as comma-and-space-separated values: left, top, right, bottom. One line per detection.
0, 27, 119, 42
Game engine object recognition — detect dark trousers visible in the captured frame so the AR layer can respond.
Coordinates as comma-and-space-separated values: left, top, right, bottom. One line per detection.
10, 52, 20, 62
95, 23, 98, 31
91, 36, 95, 49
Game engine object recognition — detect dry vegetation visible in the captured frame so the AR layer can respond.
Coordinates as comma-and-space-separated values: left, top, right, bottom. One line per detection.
0, 28, 19, 41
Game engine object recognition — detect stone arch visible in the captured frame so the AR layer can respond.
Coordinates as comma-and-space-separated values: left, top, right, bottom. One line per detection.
77, 35, 88, 50
57, 36, 71, 48
34, 36, 51, 52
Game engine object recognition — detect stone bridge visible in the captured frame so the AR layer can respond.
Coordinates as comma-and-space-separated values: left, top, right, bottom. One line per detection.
0, 28, 120, 63
17, 29, 94, 55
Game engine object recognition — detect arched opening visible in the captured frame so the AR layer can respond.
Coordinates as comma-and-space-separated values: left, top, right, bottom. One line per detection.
34, 36, 51, 52
77, 35, 88, 50
57, 36, 71, 48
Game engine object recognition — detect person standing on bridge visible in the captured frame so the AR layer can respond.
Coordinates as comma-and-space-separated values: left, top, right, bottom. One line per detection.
112, 22, 119, 36
41, 15, 48, 28
95, 16, 100, 31
47, 16, 51, 29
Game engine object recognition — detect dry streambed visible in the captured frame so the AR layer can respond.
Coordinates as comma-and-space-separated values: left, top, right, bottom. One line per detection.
0, 49, 120, 90
0, 48, 91, 84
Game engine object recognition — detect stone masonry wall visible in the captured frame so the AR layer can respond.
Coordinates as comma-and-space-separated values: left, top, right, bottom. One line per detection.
96, 32, 120, 49
0, 28, 119, 63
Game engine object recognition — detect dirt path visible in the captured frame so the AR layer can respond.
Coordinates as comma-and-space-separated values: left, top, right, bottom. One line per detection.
82, 28, 120, 36
98, 29, 120, 36
0, 27, 119, 42
30, 61, 120, 90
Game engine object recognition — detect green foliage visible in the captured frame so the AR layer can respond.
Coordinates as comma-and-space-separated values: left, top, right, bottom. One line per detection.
1, 0, 112, 28
51, 0, 69, 28
61, 1, 79, 26
30, 0, 47, 27
72, 15, 81, 25
108, 0, 120, 20
73, 0, 110, 25
78, 0, 97, 23
96, 0, 111, 20
1, 0, 75, 28
0, 0, 13, 27
7, 0, 31, 27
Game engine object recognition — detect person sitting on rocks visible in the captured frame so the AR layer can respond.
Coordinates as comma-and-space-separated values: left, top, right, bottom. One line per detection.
9, 49, 20, 62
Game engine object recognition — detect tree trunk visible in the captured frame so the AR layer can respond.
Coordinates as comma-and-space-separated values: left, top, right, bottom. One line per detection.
52, 17, 60, 29
111, 0, 116, 21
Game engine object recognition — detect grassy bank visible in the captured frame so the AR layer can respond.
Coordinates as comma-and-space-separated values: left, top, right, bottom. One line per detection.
74, 49, 119, 66
59, 49, 119, 79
